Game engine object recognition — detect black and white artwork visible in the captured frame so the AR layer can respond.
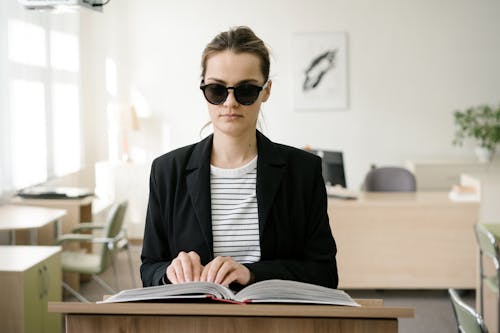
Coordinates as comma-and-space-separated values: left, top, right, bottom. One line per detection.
293, 32, 347, 110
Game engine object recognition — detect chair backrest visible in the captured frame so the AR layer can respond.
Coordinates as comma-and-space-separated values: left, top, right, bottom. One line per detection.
475, 224, 500, 266
363, 166, 417, 192
449, 289, 488, 333
100, 201, 128, 269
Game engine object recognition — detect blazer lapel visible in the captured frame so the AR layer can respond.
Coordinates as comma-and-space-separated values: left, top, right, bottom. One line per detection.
186, 135, 213, 258
256, 131, 286, 234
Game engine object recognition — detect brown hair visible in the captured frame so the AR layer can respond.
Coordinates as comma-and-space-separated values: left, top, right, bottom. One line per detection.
201, 26, 270, 81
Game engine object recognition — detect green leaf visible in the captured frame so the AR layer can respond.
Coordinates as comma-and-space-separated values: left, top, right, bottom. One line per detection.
452, 103, 500, 151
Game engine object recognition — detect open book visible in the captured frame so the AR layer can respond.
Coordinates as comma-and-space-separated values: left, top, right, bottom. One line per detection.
99, 279, 359, 306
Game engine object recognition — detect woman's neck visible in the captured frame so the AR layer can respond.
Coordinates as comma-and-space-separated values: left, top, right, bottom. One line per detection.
211, 131, 258, 168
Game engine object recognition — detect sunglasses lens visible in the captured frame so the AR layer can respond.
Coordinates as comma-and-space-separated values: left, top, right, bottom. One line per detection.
234, 84, 262, 105
203, 84, 228, 105
201, 82, 265, 105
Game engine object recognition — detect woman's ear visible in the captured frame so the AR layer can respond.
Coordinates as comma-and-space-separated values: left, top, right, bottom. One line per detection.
262, 80, 272, 102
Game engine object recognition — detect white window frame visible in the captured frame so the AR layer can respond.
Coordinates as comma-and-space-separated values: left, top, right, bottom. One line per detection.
0, 3, 83, 196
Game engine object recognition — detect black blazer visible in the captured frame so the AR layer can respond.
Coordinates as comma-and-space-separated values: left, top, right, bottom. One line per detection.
140, 131, 338, 288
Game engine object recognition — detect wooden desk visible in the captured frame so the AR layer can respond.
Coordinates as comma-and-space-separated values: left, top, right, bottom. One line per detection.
11, 196, 93, 291
329, 192, 480, 289
11, 196, 93, 236
406, 159, 500, 191
1, 246, 62, 333
0, 205, 65, 245
49, 300, 414, 333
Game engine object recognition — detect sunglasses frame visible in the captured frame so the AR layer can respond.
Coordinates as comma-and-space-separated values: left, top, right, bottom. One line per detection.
200, 81, 269, 106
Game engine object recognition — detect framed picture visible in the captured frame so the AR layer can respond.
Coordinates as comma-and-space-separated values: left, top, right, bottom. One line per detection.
292, 31, 348, 110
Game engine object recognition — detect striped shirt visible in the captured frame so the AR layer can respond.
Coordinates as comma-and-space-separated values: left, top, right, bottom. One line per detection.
210, 156, 260, 264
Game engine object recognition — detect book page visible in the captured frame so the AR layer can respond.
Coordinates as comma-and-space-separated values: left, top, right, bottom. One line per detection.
234, 280, 359, 306
99, 282, 236, 304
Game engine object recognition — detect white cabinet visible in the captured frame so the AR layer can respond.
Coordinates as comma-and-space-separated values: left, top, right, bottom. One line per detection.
406, 159, 500, 191
0, 246, 62, 333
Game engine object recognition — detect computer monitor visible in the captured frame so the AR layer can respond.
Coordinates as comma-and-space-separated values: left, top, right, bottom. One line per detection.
309, 149, 347, 188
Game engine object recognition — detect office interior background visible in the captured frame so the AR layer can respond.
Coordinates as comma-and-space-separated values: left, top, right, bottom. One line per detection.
2, 0, 499, 200
0, 0, 500, 332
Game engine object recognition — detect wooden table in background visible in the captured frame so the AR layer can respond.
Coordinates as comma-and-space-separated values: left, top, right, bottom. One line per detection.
1, 246, 62, 333
329, 191, 480, 289
49, 300, 414, 333
11, 196, 93, 236
0, 205, 65, 245
11, 195, 94, 292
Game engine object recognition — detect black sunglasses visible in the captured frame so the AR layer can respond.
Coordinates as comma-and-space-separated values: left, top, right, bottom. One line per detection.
200, 81, 268, 106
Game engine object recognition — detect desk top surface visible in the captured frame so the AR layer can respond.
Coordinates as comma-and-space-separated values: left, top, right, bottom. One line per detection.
48, 301, 414, 319
0, 204, 66, 230
11, 195, 93, 206
0, 246, 61, 271
329, 191, 479, 207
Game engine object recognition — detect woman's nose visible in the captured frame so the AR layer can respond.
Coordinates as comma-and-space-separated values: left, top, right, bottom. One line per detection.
223, 89, 239, 107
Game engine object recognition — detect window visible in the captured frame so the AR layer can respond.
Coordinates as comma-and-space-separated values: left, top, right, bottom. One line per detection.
10, 79, 48, 189
52, 82, 81, 176
0, 4, 81, 196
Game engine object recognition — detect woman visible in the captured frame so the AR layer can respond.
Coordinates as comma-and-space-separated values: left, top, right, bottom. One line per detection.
140, 26, 338, 289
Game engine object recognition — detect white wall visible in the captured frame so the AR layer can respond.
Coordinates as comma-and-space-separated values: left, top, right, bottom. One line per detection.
81, 0, 500, 189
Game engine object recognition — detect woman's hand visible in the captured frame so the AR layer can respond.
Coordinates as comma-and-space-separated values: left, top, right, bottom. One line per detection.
201, 256, 252, 286
166, 251, 204, 284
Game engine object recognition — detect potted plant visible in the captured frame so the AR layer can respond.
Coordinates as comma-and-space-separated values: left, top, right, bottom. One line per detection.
452, 104, 500, 162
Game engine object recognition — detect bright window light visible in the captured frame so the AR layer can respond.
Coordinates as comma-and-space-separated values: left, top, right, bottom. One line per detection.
107, 102, 121, 161
2, 10, 82, 196
10, 80, 47, 188
52, 83, 81, 176
50, 30, 79, 72
130, 87, 152, 118
8, 19, 46, 67
106, 57, 117, 96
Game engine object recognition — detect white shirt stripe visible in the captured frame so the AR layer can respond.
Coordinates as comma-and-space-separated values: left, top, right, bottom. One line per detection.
210, 156, 260, 264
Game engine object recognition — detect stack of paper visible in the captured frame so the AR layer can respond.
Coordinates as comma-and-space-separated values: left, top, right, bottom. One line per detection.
448, 185, 479, 202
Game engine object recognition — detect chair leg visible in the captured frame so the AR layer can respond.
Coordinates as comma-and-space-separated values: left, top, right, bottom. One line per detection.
495, 264, 500, 333
62, 281, 90, 303
497, 292, 500, 333
479, 250, 484, 316
125, 244, 137, 287
111, 256, 120, 291
92, 275, 116, 295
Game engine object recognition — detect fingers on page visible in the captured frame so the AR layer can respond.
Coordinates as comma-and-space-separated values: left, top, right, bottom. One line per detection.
214, 260, 235, 285
166, 264, 178, 284
188, 251, 202, 282
204, 256, 224, 283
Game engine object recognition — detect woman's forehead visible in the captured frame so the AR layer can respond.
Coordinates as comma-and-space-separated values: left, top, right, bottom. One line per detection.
205, 51, 263, 83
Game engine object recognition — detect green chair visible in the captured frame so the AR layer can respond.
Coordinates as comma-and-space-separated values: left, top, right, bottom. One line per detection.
56, 201, 134, 302
449, 288, 488, 333
474, 223, 500, 332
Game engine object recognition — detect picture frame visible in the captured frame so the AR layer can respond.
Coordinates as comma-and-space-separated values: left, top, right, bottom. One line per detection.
292, 31, 348, 110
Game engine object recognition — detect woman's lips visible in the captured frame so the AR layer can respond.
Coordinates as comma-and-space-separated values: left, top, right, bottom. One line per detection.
220, 114, 243, 119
